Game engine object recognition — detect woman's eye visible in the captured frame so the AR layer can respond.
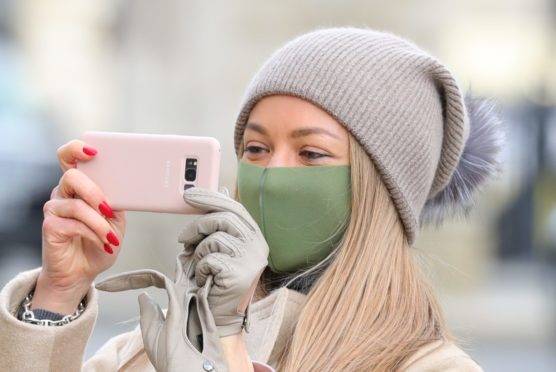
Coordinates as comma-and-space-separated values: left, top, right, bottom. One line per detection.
244, 145, 267, 154
300, 150, 328, 160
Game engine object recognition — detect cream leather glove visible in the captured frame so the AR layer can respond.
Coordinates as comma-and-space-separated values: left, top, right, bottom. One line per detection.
180, 187, 269, 337
96, 252, 228, 372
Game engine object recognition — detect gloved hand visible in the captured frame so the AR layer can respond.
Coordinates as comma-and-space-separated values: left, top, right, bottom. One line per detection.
180, 187, 269, 337
95, 252, 228, 372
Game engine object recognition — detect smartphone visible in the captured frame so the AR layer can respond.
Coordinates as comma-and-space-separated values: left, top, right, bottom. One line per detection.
76, 131, 220, 214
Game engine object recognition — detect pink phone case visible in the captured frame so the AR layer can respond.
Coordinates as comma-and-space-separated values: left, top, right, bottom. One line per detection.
77, 131, 220, 214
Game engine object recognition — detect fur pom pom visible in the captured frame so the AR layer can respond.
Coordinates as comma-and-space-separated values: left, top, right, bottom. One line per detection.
419, 94, 506, 226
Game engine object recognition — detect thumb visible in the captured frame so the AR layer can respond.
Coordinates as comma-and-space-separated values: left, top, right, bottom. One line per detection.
138, 292, 164, 365
183, 187, 255, 227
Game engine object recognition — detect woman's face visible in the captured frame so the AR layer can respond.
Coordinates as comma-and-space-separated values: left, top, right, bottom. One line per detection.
242, 95, 350, 167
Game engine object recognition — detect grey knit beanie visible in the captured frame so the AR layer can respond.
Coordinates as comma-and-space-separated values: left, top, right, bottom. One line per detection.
234, 27, 504, 245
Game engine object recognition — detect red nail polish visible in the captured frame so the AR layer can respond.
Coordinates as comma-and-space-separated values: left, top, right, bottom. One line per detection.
104, 244, 113, 254
83, 146, 98, 156
107, 231, 120, 246
99, 201, 114, 219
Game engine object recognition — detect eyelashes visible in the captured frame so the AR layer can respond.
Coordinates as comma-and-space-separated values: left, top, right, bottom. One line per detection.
299, 150, 328, 160
244, 145, 267, 155
244, 145, 329, 161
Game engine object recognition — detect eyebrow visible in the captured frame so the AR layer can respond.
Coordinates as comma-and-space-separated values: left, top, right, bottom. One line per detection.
245, 122, 342, 140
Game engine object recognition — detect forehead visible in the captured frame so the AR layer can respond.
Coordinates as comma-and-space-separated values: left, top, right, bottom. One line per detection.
246, 95, 347, 135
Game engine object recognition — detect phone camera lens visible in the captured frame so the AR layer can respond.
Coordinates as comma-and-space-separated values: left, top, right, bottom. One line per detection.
184, 184, 195, 190
185, 169, 196, 181
185, 157, 198, 181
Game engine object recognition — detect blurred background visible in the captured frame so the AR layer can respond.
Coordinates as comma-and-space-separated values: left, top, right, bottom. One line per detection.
0, 0, 555, 370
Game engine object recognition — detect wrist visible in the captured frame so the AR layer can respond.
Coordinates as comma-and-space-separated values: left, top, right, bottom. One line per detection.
19, 291, 86, 326
220, 333, 254, 372
32, 272, 91, 314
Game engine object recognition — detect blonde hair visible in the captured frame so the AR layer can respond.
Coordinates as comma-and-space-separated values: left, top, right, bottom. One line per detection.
238, 135, 452, 371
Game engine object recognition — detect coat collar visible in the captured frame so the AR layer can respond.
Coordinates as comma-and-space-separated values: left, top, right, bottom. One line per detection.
244, 287, 307, 364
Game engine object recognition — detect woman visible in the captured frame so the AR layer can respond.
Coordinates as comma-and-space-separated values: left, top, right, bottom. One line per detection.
0, 27, 503, 371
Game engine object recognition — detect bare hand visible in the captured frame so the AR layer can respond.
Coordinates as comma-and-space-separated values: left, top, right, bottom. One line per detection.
33, 140, 127, 314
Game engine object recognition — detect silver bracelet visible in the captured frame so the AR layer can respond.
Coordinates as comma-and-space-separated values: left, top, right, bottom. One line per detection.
20, 292, 85, 326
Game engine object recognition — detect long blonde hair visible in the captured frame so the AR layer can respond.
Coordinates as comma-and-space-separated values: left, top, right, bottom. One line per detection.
238, 135, 452, 371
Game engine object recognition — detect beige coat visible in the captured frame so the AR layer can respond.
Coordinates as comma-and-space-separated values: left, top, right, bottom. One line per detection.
0, 269, 483, 371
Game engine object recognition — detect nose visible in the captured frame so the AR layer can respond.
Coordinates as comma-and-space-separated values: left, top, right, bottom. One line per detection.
265, 147, 298, 168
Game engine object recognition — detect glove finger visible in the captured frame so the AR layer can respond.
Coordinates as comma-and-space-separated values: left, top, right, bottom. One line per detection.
138, 292, 164, 365
183, 188, 257, 233
195, 253, 229, 288
95, 269, 168, 292
178, 212, 248, 250
193, 232, 241, 263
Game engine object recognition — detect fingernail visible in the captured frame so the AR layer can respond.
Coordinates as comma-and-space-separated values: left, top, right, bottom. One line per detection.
83, 146, 98, 156
104, 244, 113, 254
107, 231, 120, 246
99, 201, 114, 219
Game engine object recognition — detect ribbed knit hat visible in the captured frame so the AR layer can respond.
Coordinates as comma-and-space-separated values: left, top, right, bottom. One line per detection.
234, 27, 504, 245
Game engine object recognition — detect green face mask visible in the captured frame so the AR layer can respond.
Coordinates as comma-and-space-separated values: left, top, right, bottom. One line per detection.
237, 161, 351, 273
